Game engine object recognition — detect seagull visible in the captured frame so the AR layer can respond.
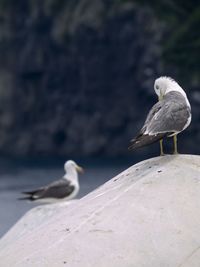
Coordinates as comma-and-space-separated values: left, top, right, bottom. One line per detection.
129, 76, 191, 155
19, 160, 84, 203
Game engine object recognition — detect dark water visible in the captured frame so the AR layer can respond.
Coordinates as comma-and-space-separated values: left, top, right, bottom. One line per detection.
0, 157, 136, 238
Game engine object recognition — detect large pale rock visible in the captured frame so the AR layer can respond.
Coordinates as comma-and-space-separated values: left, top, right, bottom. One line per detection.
0, 155, 200, 267
0, 200, 77, 249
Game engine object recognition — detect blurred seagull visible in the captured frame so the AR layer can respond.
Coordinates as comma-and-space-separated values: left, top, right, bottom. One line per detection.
20, 160, 83, 203
129, 77, 191, 155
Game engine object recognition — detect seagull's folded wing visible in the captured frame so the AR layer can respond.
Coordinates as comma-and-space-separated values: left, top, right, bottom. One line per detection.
129, 91, 191, 150
34, 178, 75, 199
145, 93, 191, 135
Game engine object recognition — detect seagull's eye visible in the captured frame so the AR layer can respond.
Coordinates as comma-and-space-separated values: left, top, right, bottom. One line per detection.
155, 85, 159, 90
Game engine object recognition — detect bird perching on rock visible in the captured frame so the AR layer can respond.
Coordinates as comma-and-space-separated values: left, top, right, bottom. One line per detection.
20, 160, 84, 203
129, 77, 191, 155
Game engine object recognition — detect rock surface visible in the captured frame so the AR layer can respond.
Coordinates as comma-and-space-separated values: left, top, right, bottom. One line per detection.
1, 154, 200, 267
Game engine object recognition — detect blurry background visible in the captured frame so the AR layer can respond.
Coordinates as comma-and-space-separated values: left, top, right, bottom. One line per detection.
0, 0, 199, 236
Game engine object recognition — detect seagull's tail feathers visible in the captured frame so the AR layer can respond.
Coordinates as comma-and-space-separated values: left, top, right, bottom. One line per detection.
18, 195, 35, 201
128, 133, 166, 150
18, 189, 43, 201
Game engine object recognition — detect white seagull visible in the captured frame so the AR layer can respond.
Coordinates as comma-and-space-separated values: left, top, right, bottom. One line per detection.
20, 160, 84, 203
129, 76, 192, 155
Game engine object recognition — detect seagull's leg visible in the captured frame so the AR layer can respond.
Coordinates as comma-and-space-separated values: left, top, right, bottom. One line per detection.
159, 139, 164, 156
173, 134, 178, 154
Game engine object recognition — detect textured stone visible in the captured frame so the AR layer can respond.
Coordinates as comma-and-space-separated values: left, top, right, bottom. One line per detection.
0, 155, 200, 267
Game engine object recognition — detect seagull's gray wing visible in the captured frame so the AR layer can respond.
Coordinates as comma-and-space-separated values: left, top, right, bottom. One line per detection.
145, 91, 191, 135
21, 178, 75, 200
140, 101, 163, 134
129, 91, 190, 150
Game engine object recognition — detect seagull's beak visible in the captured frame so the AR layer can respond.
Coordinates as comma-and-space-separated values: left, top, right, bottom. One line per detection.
75, 165, 84, 174
158, 88, 165, 101
158, 93, 163, 101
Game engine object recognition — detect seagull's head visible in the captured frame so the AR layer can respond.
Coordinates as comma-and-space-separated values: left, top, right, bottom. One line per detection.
154, 76, 186, 101
64, 160, 84, 174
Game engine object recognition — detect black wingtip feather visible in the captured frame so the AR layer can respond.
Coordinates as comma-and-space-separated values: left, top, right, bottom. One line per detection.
18, 190, 41, 201
18, 195, 35, 201
128, 133, 166, 151
22, 190, 39, 195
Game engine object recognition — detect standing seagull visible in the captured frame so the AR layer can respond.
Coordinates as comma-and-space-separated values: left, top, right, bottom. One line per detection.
20, 160, 83, 203
129, 77, 191, 155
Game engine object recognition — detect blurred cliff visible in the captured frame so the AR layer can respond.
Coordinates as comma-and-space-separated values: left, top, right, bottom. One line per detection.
0, 0, 199, 157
